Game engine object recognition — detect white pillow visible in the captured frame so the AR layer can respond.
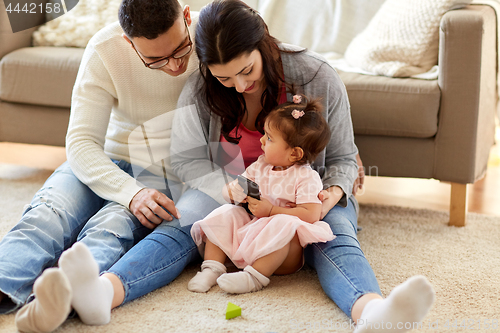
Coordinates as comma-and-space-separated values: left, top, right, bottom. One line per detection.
344, 0, 472, 77
33, 0, 121, 48
32, 0, 257, 48
258, 0, 386, 55
186, 0, 258, 11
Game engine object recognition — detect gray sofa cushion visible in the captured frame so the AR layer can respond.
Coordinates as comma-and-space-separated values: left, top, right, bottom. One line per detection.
0, 46, 441, 139
339, 71, 441, 138
0, 46, 83, 108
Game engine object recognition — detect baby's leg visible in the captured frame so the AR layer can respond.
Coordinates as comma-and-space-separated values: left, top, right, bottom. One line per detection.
204, 239, 228, 263
217, 234, 301, 294
188, 240, 227, 293
272, 234, 303, 275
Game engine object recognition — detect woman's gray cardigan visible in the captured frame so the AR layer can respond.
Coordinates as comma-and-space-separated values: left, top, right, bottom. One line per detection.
171, 44, 358, 208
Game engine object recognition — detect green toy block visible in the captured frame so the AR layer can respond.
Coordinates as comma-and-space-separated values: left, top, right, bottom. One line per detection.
225, 302, 241, 319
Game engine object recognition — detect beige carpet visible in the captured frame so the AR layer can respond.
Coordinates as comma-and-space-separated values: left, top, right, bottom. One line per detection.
0, 164, 499, 333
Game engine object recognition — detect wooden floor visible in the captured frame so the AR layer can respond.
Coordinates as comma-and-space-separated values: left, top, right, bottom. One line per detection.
1, 126, 499, 217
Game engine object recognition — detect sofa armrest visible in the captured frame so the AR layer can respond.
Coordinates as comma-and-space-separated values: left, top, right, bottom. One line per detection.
435, 4, 497, 184
0, 1, 43, 59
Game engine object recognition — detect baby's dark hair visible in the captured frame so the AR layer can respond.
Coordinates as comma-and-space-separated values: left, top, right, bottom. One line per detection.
265, 94, 330, 165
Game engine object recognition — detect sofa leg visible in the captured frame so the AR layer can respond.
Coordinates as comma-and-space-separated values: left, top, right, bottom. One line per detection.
449, 183, 468, 227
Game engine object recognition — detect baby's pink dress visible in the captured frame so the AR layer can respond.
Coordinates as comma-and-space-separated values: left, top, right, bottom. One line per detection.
190, 155, 335, 268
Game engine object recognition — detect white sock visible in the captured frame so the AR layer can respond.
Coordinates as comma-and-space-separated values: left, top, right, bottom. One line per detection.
217, 265, 270, 294
188, 260, 226, 293
354, 275, 435, 333
15, 268, 72, 333
58, 242, 114, 326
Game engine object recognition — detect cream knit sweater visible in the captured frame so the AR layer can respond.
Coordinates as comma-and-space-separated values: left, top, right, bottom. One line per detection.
66, 14, 199, 208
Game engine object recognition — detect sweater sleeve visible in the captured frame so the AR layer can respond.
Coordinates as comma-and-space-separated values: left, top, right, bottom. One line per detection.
66, 40, 144, 208
170, 73, 230, 205
320, 64, 358, 206
286, 48, 357, 207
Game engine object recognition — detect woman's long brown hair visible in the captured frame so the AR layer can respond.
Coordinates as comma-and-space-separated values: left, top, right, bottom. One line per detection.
195, 0, 289, 143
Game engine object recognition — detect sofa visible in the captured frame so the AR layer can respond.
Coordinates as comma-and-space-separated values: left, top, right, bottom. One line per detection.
0, 0, 497, 226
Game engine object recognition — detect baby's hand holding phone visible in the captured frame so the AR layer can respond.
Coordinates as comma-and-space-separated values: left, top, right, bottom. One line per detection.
247, 196, 273, 218
223, 179, 247, 204
237, 175, 260, 200
236, 175, 262, 215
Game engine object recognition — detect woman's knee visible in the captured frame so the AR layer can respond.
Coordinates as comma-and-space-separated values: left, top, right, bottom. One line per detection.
148, 224, 197, 252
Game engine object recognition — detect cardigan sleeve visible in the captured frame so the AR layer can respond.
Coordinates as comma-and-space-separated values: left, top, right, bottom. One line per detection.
171, 73, 232, 205
317, 63, 358, 206
285, 49, 358, 207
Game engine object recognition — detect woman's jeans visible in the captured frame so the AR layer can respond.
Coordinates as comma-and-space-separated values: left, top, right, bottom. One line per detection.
0, 160, 172, 314
108, 192, 380, 319
305, 196, 381, 317
106, 188, 220, 303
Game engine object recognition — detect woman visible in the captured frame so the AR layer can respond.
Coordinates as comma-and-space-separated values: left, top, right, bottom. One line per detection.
170, 0, 435, 331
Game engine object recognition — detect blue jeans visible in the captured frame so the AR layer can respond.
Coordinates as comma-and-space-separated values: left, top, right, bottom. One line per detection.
0, 160, 169, 314
304, 196, 381, 318
106, 188, 220, 303
108, 191, 380, 318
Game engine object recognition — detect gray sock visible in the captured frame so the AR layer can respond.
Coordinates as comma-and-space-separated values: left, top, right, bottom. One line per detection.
15, 268, 72, 333
188, 260, 227, 293
217, 265, 270, 294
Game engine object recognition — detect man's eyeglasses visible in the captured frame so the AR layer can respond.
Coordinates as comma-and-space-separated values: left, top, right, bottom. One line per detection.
131, 19, 192, 69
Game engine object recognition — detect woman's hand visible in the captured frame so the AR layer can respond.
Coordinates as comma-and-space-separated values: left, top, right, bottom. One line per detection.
352, 153, 365, 195
129, 188, 181, 229
247, 197, 273, 218
318, 186, 344, 219
222, 179, 247, 204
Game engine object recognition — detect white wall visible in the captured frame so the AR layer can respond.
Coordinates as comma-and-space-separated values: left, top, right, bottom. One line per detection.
181, 0, 258, 11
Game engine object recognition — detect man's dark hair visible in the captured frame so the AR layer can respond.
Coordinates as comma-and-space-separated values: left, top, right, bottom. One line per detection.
119, 0, 182, 39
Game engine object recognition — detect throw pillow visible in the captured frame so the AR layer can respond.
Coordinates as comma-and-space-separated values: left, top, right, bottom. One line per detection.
258, 0, 386, 55
32, 0, 121, 47
344, 0, 472, 77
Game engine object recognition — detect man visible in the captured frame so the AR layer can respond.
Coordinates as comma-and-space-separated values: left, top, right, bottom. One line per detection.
0, 1, 220, 331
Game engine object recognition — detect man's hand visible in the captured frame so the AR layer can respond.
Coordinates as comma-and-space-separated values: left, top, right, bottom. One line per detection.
353, 153, 365, 195
129, 188, 180, 229
222, 179, 247, 204
247, 197, 273, 218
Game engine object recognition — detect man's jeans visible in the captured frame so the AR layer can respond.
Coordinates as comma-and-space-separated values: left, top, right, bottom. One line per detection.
305, 196, 382, 318
0, 160, 173, 314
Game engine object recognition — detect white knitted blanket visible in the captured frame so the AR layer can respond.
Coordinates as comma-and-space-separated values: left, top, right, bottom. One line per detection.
31, 0, 499, 91
343, 0, 472, 78
32, 0, 122, 47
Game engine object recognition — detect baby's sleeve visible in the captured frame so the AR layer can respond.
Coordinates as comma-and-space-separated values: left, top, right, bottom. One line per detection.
295, 169, 323, 205
241, 155, 264, 182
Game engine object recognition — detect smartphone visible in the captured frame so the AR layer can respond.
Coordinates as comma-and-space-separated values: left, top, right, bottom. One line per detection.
237, 175, 260, 200
237, 175, 260, 215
